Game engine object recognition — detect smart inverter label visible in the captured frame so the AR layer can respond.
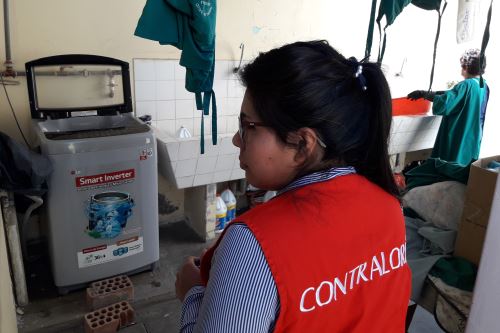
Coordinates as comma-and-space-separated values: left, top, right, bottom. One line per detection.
75, 169, 135, 188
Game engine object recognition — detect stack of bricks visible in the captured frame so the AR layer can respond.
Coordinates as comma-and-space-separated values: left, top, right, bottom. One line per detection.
83, 275, 135, 333
84, 301, 135, 333
86, 275, 134, 310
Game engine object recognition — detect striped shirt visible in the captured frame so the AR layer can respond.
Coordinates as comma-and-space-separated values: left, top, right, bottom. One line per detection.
180, 167, 356, 333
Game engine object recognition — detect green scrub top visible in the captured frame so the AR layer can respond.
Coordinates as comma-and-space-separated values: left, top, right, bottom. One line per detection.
405, 78, 489, 190
431, 78, 489, 165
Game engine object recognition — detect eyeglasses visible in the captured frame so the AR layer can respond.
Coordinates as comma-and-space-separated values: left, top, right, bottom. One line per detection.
238, 116, 268, 145
237, 116, 327, 148
316, 136, 327, 148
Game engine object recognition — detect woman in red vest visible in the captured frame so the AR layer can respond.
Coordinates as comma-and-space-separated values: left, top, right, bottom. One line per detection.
176, 40, 411, 332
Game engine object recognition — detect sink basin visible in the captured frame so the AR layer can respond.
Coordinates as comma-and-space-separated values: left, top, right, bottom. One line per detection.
392, 97, 431, 116
155, 128, 245, 189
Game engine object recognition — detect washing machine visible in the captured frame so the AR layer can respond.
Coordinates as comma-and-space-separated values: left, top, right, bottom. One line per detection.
27, 54, 159, 294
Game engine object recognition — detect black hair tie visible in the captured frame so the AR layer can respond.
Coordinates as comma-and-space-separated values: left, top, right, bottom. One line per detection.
348, 57, 368, 91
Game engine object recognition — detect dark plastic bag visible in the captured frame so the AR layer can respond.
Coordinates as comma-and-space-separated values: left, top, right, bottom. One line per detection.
0, 132, 52, 195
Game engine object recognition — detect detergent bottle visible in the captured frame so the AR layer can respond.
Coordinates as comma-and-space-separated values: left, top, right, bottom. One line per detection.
215, 194, 227, 233
221, 188, 237, 222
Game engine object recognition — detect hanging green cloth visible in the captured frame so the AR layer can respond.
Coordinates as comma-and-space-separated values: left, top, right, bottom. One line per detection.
135, 0, 217, 153
364, 0, 445, 74
414, 0, 447, 91
364, 0, 412, 60
479, 0, 493, 88
411, 0, 441, 10
375, 0, 413, 62
379, 0, 413, 26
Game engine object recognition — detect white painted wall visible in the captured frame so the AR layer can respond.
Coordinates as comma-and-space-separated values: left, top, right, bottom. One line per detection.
0, 0, 498, 151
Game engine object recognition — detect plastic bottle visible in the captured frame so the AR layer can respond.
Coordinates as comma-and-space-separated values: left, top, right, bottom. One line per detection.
215, 194, 227, 233
221, 188, 237, 222
177, 126, 192, 139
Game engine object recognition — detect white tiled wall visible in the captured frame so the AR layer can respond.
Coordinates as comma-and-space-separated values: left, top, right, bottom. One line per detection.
134, 59, 244, 137
135, 58, 442, 189
389, 115, 442, 155
156, 132, 243, 189
134, 59, 247, 189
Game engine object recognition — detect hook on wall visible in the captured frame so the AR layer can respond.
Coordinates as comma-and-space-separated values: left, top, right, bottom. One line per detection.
395, 57, 407, 77
233, 43, 245, 73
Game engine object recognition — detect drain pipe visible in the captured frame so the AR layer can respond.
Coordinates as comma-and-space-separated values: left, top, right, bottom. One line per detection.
3, 0, 11, 61
0, 191, 29, 306
21, 195, 43, 260
2, 0, 17, 77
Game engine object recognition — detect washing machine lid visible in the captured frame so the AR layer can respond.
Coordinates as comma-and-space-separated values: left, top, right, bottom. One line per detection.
26, 54, 133, 119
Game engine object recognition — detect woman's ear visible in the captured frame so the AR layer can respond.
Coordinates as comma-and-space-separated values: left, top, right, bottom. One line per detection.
292, 128, 324, 165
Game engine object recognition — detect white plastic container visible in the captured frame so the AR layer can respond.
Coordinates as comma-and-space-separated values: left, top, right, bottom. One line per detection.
221, 188, 237, 222
177, 126, 192, 139
215, 195, 227, 233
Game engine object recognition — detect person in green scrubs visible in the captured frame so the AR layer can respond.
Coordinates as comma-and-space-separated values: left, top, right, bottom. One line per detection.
405, 49, 489, 189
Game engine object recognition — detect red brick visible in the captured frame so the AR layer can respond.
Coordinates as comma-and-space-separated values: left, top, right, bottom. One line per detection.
84, 301, 135, 333
86, 275, 134, 310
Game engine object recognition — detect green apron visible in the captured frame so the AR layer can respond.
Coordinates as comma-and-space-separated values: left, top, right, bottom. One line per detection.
431, 78, 488, 164
406, 78, 489, 190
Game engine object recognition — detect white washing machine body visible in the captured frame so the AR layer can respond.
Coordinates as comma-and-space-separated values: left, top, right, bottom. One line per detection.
27, 55, 159, 293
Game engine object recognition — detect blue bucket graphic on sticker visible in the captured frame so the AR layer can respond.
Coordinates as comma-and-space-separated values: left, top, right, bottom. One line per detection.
86, 191, 134, 239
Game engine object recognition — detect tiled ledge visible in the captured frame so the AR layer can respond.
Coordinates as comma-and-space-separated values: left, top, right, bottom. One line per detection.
155, 129, 245, 189
389, 114, 442, 155
156, 114, 441, 189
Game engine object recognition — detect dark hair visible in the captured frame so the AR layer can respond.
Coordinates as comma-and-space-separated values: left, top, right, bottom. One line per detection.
462, 56, 486, 76
239, 40, 399, 199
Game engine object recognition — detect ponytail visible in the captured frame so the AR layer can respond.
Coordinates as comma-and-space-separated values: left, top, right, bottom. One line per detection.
356, 63, 400, 199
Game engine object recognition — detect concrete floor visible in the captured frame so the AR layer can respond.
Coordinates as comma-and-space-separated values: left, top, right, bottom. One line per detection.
18, 221, 212, 333
17, 220, 443, 333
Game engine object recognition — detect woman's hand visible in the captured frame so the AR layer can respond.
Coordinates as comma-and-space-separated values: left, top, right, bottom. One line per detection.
175, 256, 203, 302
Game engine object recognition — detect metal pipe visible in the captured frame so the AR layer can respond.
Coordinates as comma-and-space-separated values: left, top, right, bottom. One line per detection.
3, 0, 11, 63
0, 70, 24, 77
1, 70, 122, 77
0, 191, 29, 306
21, 195, 43, 262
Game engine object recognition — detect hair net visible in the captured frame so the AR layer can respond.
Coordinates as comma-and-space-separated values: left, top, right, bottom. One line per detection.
460, 49, 480, 68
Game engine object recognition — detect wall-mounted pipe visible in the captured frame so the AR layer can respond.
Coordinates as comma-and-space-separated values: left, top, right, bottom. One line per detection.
21, 195, 43, 262
2, 0, 16, 77
0, 191, 29, 306
3, 0, 11, 62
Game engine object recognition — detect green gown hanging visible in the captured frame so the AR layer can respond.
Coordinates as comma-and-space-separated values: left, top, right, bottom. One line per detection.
406, 78, 489, 190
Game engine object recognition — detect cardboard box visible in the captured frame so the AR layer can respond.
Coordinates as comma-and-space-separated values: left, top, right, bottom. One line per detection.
454, 155, 500, 266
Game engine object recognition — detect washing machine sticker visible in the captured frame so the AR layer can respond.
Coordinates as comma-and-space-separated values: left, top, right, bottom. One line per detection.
75, 169, 135, 191
139, 147, 153, 161
85, 191, 134, 239
77, 236, 144, 268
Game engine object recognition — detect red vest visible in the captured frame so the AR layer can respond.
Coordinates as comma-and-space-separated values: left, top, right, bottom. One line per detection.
201, 174, 411, 332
